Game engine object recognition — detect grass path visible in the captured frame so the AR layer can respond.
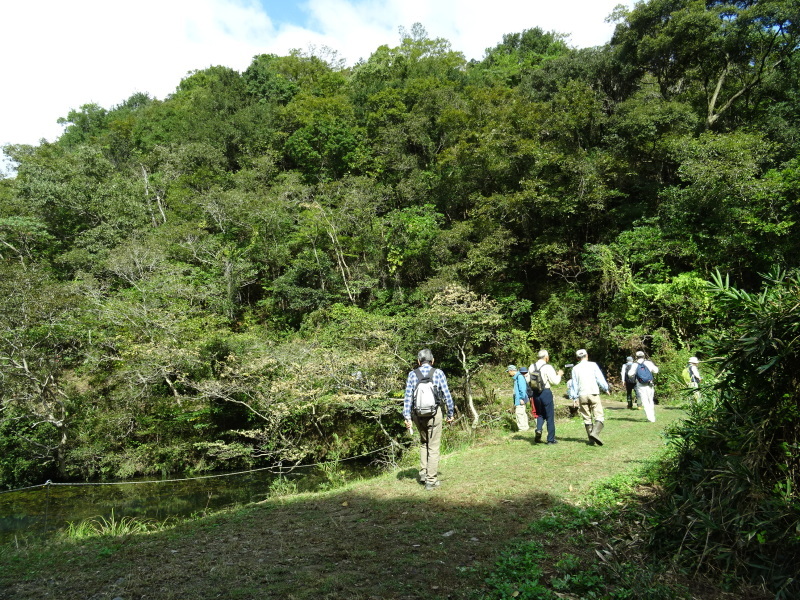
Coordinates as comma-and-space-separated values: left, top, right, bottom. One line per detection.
0, 399, 685, 600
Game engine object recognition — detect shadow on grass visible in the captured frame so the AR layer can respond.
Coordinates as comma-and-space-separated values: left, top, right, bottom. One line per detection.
1, 483, 573, 600
396, 468, 420, 482
511, 434, 600, 446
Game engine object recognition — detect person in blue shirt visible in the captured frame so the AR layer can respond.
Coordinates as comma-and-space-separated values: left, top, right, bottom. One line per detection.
403, 349, 454, 491
507, 365, 530, 432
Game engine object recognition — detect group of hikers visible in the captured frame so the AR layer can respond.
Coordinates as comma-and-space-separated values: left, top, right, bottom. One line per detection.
402, 347, 703, 491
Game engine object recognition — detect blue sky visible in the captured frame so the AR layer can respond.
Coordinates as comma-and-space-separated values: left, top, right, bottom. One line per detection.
1, 0, 630, 175
259, 0, 310, 27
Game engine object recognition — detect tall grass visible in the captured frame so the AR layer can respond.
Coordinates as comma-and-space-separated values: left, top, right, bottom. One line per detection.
64, 509, 168, 540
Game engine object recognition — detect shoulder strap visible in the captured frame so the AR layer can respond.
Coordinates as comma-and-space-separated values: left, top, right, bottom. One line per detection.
540, 364, 550, 385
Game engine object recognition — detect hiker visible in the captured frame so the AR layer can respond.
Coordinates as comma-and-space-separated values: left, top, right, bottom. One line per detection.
572, 349, 610, 446
528, 350, 564, 444
507, 365, 530, 432
627, 350, 659, 422
403, 349, 455, 491
687, 356, 702, 400
621, 356, 637, 409
567, 374, 579, 417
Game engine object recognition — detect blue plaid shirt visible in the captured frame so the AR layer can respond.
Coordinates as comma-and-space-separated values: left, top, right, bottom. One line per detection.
403, 363, 454, 419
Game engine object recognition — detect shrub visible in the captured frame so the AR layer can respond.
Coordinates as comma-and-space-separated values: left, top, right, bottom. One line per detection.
649, 269, 800, 597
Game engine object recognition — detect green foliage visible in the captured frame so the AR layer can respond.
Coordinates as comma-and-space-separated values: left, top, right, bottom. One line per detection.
243, 54, 299, 104
488, 499, 689, 600
484, 539, 554, 599
267, 475, 298, 497
478, 27, 570, 87
2, 2, 800, 507
65, 509, 167, 539
611, 0, 800, 128
650, 269, 800, 596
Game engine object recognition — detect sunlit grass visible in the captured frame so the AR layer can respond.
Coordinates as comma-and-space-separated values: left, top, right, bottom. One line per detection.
64, 509, 172, 540
5, 396, 744, 600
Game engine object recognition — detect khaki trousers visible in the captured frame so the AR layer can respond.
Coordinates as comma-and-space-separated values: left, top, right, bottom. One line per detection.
514, 403, 530, 431
412, 409, 443, 484
578, 394, 605, 425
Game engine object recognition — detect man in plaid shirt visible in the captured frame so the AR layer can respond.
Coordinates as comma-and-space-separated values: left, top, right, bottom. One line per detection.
403, 349, 455, 491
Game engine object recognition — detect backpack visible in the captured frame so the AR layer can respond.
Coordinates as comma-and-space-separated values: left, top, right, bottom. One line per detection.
635, 361, 654, 385
524, 380, 535, 400
413, 367, 440, 416
681, 366, 692, 385
529, 365, 545, 395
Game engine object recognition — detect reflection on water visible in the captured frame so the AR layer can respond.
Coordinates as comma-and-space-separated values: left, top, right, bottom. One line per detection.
0, 463, 378, 544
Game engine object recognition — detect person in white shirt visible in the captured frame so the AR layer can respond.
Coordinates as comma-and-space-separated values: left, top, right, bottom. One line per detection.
621, 356, 637, 409
528, 349, 563, 444
572, 349, 610, 445
687, 356, 702, 401
627, 350, 660, 422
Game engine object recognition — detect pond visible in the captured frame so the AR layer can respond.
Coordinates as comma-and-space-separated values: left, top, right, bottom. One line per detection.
0, 461, 381, 544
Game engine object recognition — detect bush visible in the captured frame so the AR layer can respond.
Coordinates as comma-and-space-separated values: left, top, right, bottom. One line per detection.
649, 269, 800, 597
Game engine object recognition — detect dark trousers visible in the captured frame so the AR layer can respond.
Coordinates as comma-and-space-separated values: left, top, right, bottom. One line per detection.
625, 381, 636, 406
534, 389, 556, 443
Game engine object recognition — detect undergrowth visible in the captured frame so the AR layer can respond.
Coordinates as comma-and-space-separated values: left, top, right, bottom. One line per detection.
64, 509, 171, 540
647, 270, 800, 599
482, 470, 770, 600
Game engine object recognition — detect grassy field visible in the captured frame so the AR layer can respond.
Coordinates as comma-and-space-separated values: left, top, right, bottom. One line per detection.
0, 398, 718, 599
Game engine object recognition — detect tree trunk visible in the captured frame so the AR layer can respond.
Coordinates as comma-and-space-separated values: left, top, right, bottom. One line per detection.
458, 347, 480, 427
464, 372, 480, 428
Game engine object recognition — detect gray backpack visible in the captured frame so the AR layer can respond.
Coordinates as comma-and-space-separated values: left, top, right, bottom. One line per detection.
413, 367, 440, 416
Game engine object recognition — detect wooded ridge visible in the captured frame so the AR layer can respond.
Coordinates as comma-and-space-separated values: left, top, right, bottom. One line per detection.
1, 1, 798, 490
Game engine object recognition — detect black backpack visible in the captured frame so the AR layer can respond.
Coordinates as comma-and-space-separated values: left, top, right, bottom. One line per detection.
529, 365, 545, 395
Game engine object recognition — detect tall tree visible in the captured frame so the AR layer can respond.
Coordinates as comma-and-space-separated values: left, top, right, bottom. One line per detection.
611, 0, 800, 128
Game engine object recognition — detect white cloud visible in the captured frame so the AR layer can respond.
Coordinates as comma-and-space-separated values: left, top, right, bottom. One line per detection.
0, 0, 627, 175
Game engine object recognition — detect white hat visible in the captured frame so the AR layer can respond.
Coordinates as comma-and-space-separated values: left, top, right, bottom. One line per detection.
689, 356, 699, 364
576, 349, 587, 358
635, 350, 645, 358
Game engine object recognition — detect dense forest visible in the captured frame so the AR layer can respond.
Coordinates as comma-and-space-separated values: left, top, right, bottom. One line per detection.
1, 0, 798, 489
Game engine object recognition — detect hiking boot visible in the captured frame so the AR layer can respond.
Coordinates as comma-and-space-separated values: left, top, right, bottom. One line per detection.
585, 423, 596, 446
534, 430, 542, 443
425, 480, 441, 491
589, 421, 604, 446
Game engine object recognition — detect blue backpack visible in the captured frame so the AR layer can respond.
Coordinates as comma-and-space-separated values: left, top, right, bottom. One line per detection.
635, 362, 654, 385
